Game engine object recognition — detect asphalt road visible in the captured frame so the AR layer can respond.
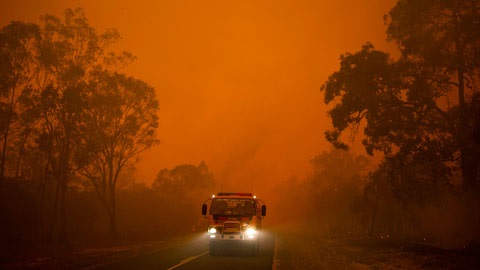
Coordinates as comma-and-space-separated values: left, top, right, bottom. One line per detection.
97, 230, 276, 270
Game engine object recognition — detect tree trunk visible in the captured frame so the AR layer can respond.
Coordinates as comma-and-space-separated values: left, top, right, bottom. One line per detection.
58, 180, 68, 245
0, 131, 8, 181
460, 148, 478, 191
455, 41, 480, 243
40, 162, 48, 244
14, 126, 30, 179
455, 30, 478, 192
0, 88, 15, 182
369, 184, 380, 236
109, 188, 117, 237
48, 179, 61, 244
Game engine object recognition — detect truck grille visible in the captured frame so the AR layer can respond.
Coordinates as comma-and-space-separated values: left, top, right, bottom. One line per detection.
223, 222, 241, 230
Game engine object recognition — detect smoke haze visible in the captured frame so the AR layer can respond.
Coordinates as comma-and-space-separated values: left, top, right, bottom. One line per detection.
0, 0, 397, 192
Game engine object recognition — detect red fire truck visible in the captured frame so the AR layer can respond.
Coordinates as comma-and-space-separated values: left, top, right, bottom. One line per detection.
201, 192, 266, 255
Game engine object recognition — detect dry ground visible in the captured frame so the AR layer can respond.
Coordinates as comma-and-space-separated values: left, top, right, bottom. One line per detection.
0, 240, 176, 269
2, 227, 479, 269
273, 227, 480, 270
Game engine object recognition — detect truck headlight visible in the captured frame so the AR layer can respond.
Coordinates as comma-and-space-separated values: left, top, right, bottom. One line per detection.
245, 227, 256, 239
208, 227, 217, 234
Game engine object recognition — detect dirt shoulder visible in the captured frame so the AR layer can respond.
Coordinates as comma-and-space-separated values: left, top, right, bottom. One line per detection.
0, 241, 165, 269
273, 227, 480, 270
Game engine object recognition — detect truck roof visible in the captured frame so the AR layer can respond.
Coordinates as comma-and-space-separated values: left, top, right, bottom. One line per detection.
217, 192, 253, 197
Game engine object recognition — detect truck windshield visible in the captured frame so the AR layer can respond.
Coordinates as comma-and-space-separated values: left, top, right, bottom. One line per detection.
210, 198, 256, 216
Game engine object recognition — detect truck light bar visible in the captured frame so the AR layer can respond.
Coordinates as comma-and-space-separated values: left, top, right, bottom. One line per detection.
217, 192, 253, 197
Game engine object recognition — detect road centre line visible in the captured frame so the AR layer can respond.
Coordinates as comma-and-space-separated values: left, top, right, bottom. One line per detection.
166, 251, 208, 270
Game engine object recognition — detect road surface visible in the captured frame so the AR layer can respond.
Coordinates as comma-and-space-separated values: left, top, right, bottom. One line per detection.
96, 230, 276, 270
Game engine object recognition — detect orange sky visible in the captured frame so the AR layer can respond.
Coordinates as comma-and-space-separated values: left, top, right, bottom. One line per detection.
1, 0, 397, 194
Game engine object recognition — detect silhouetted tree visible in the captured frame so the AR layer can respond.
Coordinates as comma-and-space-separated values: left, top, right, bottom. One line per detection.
321, 0, 480, 194
472, 93, 480, 145
78, 70, 159, 236
321, 0, 480, 243
309, 149, 369, 234
34, 8, 120, 244
360, 155, 444, 237
0, 7, 161, 247
0, 21, 40, 182
386, 0, 480, 191
152, 162, 215, 232
311, 148, 369, 190
152, 161, 215, 196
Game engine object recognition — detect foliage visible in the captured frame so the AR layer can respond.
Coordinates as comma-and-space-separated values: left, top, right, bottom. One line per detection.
321, 1, 480, 244
386, 0, 480, 189
152, 161, 215, 196
386, 0, 480, 73
0, 21, 40, 180
77, 69, 159, 235
273, 149, 369, 235
321, 1, 480, 193
33, 8, 125, 243
310, 149, 369, 234
0, 8, 160, 243
151, 162, 216, 232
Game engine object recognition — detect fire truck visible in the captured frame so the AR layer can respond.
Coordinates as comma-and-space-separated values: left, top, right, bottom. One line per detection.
201, 192, 266, 255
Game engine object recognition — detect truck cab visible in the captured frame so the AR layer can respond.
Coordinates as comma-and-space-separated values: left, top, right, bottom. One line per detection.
202, 192, 266, 255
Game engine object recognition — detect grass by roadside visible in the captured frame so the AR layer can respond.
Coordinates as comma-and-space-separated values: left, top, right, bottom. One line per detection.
1, 241, 167, 269
0, 233, 203, 269
272, 224, 480, 270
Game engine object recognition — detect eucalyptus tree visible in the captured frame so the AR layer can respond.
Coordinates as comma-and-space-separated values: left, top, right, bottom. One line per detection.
35, 8, 121, 243
150, 162, 214, 233
321, 0, 480, 195
309, 149, 369, 233
78, 70, 159, 236
386, 0, 480, 190
320, 1, 480, 244
152, 161, 215, 196
0, 21, 40, 182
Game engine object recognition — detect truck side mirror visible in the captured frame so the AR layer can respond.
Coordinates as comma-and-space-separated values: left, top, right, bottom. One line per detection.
261, 205, 266, 216
202, 204, 207, 215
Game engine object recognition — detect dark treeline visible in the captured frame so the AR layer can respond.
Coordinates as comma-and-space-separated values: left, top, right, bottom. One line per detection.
273, 148, 477, 248
0, 7, 170, 252
1, 160, 215, 251
274, 0, 480, 249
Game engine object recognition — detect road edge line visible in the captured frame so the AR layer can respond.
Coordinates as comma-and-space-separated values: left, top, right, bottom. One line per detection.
166, 250, 208, 270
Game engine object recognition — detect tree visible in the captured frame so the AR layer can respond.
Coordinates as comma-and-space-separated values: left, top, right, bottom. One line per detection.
386, 0, 480, 191
151, 162, 215, 232
0, 21, 40, 182
321, 0, 480, 193
78, 70, 159, 236
357, 161, 403, 236
152, 161, 215, 196
0, 7, 158, 244
309, 149, 369, 234
35, 8, 120, 244
310, 148, 369, 190
321, 0, 480, 243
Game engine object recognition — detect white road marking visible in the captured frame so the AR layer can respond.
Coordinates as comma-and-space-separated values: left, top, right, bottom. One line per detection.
166, 251, 208, 270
